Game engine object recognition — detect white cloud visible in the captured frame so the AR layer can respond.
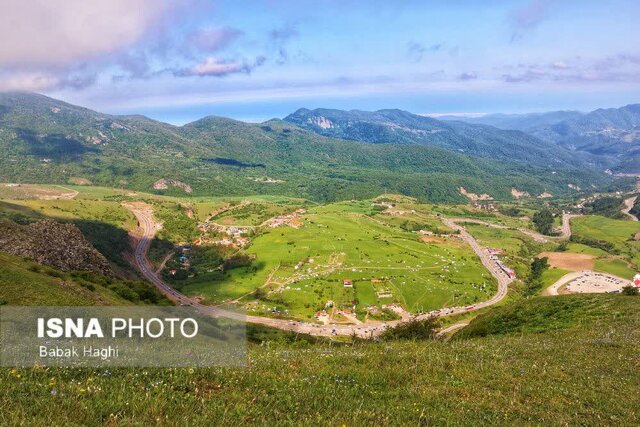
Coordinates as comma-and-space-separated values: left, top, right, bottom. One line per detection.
176, 56, 265, 77
0, 71, 60, 91
192, 58, 247, 76
0, 0, 176, 68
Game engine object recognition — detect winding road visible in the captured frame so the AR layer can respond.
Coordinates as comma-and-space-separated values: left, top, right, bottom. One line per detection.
560, 213, 581, 239
622, 196, 638, 222
126, 205, 516, 338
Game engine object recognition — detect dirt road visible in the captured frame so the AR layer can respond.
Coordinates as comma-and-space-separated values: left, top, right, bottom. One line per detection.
560, 213, 581, 239
126, 204, 515, 338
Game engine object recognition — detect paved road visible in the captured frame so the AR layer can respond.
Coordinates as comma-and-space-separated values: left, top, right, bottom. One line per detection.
437, 219, 513, 313
622, 196, 638, 221
127, 205, 515, 338
447, 217, 551, 243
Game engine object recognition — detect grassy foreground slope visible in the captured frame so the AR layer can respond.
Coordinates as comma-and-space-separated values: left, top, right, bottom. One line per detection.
0, 252, 168, 306
2, 294, 638, 426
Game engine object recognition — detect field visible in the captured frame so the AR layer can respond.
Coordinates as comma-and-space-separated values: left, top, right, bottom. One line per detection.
572, 215, 640, 245
538, 251, 595, 270
178, 200, 496, 320
0, 183, 78, 200
1, 184, 640, 425
565, 216, 640, 280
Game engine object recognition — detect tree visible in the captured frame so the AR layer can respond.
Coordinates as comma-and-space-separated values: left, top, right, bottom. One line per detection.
622, 286, 639, 296
531, 257, 549, 278
253, 287, 268, 300
525, 257, 549, 296
381, 317, 440, 341
533, 208, 554, 235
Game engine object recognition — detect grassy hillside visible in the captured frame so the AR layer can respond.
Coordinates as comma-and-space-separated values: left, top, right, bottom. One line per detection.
1, 294, 638, 425
456, 294, 633, 337
0, 252, 166, 306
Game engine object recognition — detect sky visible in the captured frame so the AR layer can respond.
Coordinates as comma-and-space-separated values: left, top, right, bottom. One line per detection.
1, 0, 639, 124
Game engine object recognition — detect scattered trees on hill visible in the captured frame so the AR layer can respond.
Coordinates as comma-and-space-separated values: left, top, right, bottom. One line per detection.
583, 196, 624, 219
499, 206, 522, 217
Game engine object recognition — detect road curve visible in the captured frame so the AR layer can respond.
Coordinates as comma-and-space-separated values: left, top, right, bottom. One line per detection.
560, 213, 581, 239
126, 205, 513, 338
622, 196, 638, 222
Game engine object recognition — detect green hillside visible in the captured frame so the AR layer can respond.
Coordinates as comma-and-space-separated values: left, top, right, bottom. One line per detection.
2, 294, 638, 425
0, 252, 166, 306
456, 294, 633, 338
0, 92, 616, 202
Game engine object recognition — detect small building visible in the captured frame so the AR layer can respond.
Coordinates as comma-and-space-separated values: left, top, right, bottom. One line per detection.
633, 274, 640, 287
235, 237, 250, 247
343, 279, 353, 288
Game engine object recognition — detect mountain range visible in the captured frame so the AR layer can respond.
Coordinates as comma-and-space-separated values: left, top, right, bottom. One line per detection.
439, 104, 640, 172
0, 91, 629, 203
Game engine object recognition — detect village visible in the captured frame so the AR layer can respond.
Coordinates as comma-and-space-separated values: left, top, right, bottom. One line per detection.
193, 207, 307, 248
164, 206, 307, 279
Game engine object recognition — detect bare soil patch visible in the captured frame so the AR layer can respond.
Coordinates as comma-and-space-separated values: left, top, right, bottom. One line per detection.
538, 252, 595, 271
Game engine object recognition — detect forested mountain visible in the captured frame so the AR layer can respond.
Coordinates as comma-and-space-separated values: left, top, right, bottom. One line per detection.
283, 108, 591, 167
0, 92, 617, 202
442, 104, 640, 172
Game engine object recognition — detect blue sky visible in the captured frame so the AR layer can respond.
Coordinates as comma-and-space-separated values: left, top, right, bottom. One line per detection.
2, 0, 639, 123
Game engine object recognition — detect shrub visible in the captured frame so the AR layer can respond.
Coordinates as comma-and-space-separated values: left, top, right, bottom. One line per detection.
381, 317, 440, 341
622, 286, 639, 296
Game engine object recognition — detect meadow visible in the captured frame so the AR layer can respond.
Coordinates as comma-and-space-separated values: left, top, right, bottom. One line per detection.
570, 216, 640, 278
178, 200, 496, 320
1, 295, 638, 426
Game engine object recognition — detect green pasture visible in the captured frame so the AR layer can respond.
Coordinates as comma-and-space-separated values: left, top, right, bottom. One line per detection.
180, 203, 495, 320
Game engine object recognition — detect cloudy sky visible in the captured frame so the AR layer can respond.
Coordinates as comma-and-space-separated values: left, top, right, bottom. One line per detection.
1, 0, 639, 123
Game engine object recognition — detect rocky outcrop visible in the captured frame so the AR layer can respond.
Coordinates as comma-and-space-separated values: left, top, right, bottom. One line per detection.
0, 219, 113, 276
153, 179, 193, 193
459, 187, 493, 201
